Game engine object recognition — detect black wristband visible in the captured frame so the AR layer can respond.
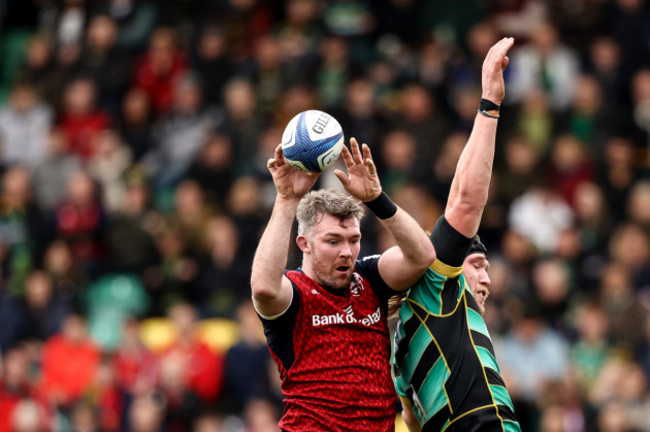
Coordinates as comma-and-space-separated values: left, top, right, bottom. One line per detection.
478, 98, 500, 119
365, 192, 398, 219
479, 98, 500, 112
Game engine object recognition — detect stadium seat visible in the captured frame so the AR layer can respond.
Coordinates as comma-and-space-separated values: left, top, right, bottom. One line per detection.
196, 318, 241, 354
139, 317, 177, 352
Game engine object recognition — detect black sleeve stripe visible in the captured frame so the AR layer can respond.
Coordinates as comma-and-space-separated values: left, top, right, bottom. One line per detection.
485, 367, 507, 388
430, 215, 473, 267
394, 312, 421, 367
422, 404, 452, 432
470, 330, 496, 357
411, 343, 442, 395
496, 404, 518, 422
440, 276, 461, 314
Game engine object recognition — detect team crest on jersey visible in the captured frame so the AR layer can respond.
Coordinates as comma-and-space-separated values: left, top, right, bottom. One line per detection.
349, 273, 365, 297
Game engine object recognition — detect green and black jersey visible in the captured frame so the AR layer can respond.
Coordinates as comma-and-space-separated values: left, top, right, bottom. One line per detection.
392, 217, 521, 432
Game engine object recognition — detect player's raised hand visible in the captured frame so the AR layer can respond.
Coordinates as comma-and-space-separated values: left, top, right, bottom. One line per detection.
334, 138, 382, 202
481, 37, 515, 104
267, 144, 320, 200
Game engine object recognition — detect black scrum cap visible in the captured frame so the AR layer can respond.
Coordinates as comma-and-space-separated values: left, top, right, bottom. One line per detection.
467, 235, 488, 258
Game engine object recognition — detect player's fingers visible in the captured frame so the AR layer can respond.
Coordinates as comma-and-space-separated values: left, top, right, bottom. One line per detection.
365, 157, 377, 176
350, 137, 363, 164
486, 37, 513, 69
361, 143, 372, 162
495, 39, 514, 72
496, 37, 514, 58
340, 144, 354, 167
502, 56, 510, 71
484, 45, 499, 72
333, 169, 349, 186
274, 144, 285, 164
266, 158, 276, 170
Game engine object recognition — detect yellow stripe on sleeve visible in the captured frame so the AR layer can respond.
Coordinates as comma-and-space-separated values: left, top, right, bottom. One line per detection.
430, 260, 463, 278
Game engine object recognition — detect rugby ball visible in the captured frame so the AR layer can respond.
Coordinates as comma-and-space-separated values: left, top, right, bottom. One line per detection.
281, 110, 344, 172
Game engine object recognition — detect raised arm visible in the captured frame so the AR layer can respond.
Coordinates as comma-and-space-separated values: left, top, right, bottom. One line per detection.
250, 145, 320, 317
445, 37, 514, 237
334, 139, 435, 291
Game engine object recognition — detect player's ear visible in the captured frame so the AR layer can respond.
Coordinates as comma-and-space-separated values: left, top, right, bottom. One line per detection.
296, 235, 310, 253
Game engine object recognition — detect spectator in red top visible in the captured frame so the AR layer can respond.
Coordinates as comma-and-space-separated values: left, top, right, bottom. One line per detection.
545, 133, 594, 209
132, 27, 189, 115
90, 356, 124, 432
58, 77, 112, 160
157, 302, 224, 431
112, 318, 158, 396
54, 171, 106, 275
38, 314, 101, 408
159, 302, 224, 403
0, 345, 35, 432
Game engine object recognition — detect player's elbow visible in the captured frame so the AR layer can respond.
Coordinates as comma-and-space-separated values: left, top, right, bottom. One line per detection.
251, 267, 288, 305
251, 286, 277, 307
250, 277, 273, 301
404, 240, 435, 275
418, 241, 436, 269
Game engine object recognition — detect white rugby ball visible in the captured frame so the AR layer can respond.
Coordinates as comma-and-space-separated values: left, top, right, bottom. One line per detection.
281, 110, 344, 172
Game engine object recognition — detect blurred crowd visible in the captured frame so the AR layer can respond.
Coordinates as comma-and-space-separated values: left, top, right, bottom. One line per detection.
0, 0, 650, 431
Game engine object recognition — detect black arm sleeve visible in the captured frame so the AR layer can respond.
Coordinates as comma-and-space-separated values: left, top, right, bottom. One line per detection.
258, 284, 300, 372
430, 215, 474, 267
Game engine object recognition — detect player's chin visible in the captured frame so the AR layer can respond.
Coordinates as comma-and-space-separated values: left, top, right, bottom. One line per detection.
331, 271, 352, 288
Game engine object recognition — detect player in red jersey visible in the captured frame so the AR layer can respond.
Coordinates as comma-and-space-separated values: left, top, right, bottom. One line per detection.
251, 138, 435, 431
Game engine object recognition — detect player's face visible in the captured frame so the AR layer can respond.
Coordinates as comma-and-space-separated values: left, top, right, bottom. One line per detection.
304, 214, 361, 290
463, 253, 490, 315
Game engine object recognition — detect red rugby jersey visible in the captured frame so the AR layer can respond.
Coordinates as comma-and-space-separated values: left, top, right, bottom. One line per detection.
264, 266, 396, 431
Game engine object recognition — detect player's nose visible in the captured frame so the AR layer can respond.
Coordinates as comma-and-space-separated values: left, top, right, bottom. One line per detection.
481, 270, 491, 287
339, 243, 353, 258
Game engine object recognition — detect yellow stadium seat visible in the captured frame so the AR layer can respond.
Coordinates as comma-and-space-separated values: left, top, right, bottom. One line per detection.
139, 318, 177, 352
196, 318, 241, 354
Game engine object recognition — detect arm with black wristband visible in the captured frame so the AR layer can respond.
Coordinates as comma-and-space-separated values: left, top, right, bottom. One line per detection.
364, 191, 397, 220
446, 37, 514, 238
333, 138, 435, 291
397, 38, 517, 432
478, 98, 500, 119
